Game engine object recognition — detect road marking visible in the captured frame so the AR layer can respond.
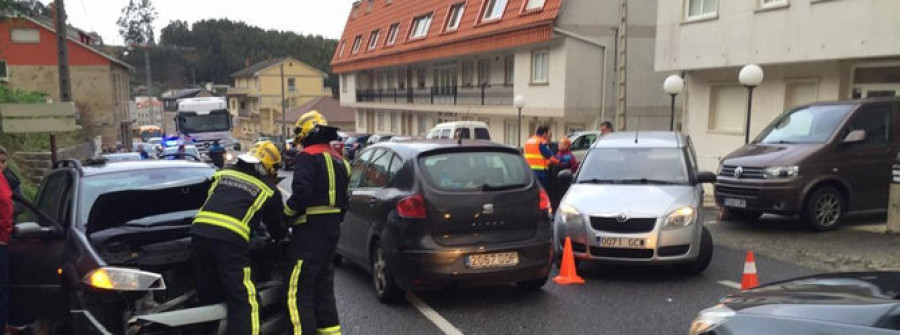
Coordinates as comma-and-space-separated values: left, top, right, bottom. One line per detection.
406, 292, 464, 335
717, 280, 742, 290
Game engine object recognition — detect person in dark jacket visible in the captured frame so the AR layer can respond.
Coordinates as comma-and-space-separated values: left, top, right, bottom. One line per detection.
0, 146, 23, 215
0, 145, 12, 331
209, 140, 226, 168
283, 111, 349, 335
190, 141, 287, 335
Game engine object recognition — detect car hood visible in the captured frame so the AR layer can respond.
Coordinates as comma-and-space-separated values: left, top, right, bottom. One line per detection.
722, 272, 900, 327
722, 143, 825, 167
86, 177, 212, 234
562, 184, 697, 217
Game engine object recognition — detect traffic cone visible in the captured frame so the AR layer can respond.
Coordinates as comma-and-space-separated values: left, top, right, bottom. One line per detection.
740, 251, 759, 290
553, 237, 585, 285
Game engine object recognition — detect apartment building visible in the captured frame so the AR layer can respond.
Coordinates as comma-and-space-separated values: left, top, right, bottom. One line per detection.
656, 0, 900, 171
332, 0, 670, 146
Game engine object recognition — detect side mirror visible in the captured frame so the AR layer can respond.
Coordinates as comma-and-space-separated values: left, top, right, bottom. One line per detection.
557, 169, 574, 192
696, 171, 717, 184
13, 222, 53, 239
843, 129, 866, 144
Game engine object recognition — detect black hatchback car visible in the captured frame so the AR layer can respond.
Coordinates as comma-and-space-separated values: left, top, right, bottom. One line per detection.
336, 140, 553, 302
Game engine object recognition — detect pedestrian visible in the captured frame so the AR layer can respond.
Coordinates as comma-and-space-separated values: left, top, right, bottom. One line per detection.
0, 146, 23, 215
524, 125, 559, 191
190, 142, 287, 335
283, 111, 349, 335
0, 145, 12, 333
209, 140, 226, 169
138, 145, 150, 160
600, 121, 614, 135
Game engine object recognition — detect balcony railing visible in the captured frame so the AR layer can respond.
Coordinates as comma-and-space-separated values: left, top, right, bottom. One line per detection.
356, 84, 514, 106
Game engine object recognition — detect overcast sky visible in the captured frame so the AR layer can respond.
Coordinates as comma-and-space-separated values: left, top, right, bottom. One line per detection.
57, 0, 356, 45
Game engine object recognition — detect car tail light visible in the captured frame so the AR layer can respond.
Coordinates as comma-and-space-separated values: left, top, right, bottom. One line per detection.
397, 194, 427, 219
539, 189, 551, 213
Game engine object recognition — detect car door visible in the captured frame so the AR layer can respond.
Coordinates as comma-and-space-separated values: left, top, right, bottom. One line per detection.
340, 149, 376, 264
571, 133, 597, 161
837, 102, 895, 210
353, 149, 396, 267
9, 171, 74, 321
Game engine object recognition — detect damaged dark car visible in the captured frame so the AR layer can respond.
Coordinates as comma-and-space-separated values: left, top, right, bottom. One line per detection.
9, 159, 286, 334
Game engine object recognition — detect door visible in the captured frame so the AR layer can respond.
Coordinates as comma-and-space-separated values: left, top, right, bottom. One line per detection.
835, 102, 895, 210
349, 149, 398, 267
9, 171, 73, 321
341, 149, 376, 264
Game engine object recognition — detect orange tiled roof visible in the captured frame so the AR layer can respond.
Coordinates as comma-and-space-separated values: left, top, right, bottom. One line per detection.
331, 0, 563, 73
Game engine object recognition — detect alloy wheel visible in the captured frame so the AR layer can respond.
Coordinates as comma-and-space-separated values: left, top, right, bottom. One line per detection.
814, 193, 841, 228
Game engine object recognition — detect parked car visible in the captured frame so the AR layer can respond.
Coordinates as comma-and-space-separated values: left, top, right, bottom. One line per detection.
425, 121, 491, 140
715, 98, 900, 231
554, 132, 717, 273
343, 134, 372, 160
9, 159, 287, 334
689, 272, 900, 335
568, 131, 602, 161
337, 140, 553, 302
366, 134, 395, 146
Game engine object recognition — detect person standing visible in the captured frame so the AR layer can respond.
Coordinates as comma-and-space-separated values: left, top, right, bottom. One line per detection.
0, 145, 12, 332
209, 140, 226, 168
283, 111, 349, 335
138, 144, 150, 160
190, 142, 287, 335
524, 125, 559, 191
600, 121, 614, 135
553, 137, 579, 174
0, 147, 23, 215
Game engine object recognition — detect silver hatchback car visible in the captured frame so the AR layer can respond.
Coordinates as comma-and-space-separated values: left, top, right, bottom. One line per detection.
553, 132, 718, 273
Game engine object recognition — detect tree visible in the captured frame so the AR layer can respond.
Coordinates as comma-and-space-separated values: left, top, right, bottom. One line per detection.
117, 0, 157, 45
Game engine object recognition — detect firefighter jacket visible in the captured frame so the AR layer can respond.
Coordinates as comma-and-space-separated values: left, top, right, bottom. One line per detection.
191, 166, 287, 245
284, 144, 351, 226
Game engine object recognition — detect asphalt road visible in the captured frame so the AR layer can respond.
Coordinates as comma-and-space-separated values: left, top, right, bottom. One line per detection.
277, 171, 819, 335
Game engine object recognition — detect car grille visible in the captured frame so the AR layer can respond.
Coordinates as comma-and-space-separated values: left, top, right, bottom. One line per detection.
589, 217, 657, 233
715, 185, 760, 198
590, 247, 654, 259
719, 165, 765, 179
658, 245, 690, 257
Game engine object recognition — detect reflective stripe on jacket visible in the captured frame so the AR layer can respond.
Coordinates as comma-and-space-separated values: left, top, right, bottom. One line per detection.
193, 169, 280, 242
285, 145, 351, 226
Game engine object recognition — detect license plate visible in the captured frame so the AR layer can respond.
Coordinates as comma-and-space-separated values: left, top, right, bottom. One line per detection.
724, 198, 747, 208
597, 236, 646, 249
465, 252, 519, 269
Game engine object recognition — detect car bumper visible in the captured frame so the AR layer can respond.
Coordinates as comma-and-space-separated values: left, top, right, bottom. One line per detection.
555, 220, 702, 265
714, 178, 803, 214
387, 240, 552, 290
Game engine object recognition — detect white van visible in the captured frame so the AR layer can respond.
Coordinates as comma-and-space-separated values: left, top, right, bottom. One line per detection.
425, 121, 491, 140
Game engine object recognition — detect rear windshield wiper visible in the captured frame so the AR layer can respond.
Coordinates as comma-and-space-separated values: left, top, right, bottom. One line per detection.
480, 183, 527, 191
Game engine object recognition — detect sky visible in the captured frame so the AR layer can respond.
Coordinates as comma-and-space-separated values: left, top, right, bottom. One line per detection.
58, 0, 357, 45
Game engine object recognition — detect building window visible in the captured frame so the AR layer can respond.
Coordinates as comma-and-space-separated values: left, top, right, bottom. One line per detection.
337, 41, 345, 58
482, 0, 508, 21
759, 0, 787, 9
504, 55, 515, 86
390, 112, 397, 132
367, 0, 374, 12
461, 61, 474, 87
368, 30, 380, 50
385, 23, 400, 46
531, 50, 549, 84
288, 78, 296, 93
686, 0, 718, 20
398, 69, 407, 89
377, 112, 385, 131
477, 59, 491, 86
524, 0, 546, 11
0, 60, 10, 80
11, 28, 40, 43
708, 84, 746, 133
357, 111, 365, 129
410, 14, 433, 39
351, 35, 362, 54
445, 3, 466, 31
417, 68, 427, 89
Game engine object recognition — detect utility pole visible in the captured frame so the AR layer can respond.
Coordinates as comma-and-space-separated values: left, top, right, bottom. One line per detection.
53, 0, 72, 164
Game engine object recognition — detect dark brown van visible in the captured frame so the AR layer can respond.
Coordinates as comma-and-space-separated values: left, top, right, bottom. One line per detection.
715, 98, 900, 231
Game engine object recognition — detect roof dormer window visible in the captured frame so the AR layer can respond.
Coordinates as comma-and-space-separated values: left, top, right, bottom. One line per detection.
445, 3, 466, 31
351, 35, 362, 54
481, 0, 508, 21
410, 13, 433, 39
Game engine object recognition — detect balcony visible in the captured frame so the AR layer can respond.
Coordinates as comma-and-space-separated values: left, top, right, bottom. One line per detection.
356, 84, 514, 106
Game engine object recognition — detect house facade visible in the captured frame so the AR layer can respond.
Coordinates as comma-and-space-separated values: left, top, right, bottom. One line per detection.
227, 57, 330, 140
332, 0, 670, 146
655, 0, 900, 171
0, 17, 132, 145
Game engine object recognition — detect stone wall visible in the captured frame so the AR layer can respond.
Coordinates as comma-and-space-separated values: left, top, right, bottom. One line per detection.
13, 140, 98, 184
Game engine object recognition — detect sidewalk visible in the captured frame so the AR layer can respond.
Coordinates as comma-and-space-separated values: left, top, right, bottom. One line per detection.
704, 208, 900, 272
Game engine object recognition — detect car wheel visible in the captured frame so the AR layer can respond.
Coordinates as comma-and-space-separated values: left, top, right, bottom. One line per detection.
801, 187, 844, 231
371, 241, 403, 304
673, 227, 713, 275
516, 275, 549, 291
721, 208, 763, 222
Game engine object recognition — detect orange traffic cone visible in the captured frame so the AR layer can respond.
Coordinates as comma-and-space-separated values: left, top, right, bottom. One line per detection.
740, 251, 759, 290
553, 237, 585, 285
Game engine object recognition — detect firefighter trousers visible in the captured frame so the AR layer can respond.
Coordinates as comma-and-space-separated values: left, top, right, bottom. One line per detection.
191, 236, 260, 335
284, 219, 341, 335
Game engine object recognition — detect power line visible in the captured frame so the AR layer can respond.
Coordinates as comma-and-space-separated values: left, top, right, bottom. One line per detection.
77, 0, 95, 32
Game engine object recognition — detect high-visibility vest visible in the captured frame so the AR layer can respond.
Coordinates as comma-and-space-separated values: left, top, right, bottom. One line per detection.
524, 136, 549, 171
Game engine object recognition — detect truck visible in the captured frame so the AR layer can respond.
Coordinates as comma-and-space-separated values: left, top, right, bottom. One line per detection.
174, 97, 240, 160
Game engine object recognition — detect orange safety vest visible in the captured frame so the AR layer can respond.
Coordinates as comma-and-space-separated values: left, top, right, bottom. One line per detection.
524, 136, 549, 171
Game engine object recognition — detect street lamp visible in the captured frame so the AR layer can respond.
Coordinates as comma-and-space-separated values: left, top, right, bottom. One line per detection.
663, 75, 684, 131
739, 64, 764, 144
514, 95, 526, 149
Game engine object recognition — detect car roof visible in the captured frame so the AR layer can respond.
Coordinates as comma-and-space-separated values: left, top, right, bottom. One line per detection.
79, 160, 213, 177
592, 131, 686, 149
432, 121, 489, 128
366, 140, 517, 159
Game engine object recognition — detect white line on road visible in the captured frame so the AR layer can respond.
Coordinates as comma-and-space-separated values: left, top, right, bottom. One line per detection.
406, 292, 464, 335
717, 280, 742, 290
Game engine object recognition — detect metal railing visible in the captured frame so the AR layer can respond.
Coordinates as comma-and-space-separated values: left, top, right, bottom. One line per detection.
356, 84, 514, 106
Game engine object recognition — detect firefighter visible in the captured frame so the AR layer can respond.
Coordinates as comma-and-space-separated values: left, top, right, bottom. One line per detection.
283, 111, 349, 335
190, 141, 287, 335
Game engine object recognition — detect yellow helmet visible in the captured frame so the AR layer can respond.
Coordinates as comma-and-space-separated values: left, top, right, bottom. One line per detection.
293, 110, 328, 143
238, 140, 281, 177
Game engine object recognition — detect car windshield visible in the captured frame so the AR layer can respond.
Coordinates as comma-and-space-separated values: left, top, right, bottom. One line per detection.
419, 151, 530, 191
756, 105, 852, 144
79, 168, 214, 224
177, 110, 231, 133
578, 148, 690, 185
163, 147, 200, 156
102, 153, 142, 162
